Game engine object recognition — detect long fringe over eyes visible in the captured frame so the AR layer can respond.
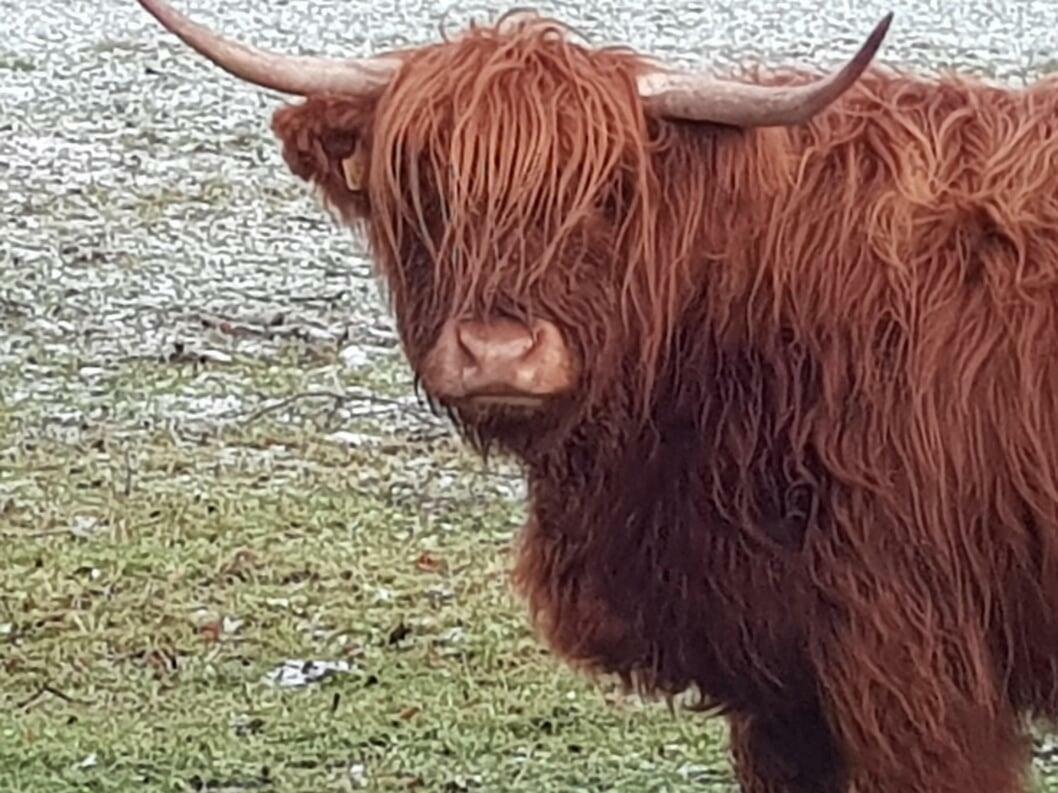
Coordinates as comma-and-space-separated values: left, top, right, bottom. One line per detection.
364, 15, 705, 416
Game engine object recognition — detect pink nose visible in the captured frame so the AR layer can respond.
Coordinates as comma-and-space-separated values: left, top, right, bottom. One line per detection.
421, 318, 575, 404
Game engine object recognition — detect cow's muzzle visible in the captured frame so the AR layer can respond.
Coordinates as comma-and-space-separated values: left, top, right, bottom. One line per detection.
420, 318, 576, 407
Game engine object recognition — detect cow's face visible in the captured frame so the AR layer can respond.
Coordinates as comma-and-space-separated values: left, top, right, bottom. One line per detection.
274, 25, 653, 450
135, 0, 890, 451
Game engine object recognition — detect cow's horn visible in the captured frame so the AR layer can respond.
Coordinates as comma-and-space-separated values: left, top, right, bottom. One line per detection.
136, 0, 399, 95
638, 13, 893, 127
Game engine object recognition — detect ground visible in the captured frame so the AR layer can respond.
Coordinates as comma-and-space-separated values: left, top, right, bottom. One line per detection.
0, 331, 736, 791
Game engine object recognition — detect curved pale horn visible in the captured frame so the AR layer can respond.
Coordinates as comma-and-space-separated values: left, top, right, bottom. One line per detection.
638, 13, 893, 127
136, 0, 399, 95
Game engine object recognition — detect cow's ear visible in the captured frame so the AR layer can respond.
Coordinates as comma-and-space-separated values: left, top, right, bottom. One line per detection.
271, 96, 377, 222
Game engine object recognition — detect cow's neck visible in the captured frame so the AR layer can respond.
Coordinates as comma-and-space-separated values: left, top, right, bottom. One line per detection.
513, 331, 816, 705
519, 121, 842, 532
524, 262, 820, 553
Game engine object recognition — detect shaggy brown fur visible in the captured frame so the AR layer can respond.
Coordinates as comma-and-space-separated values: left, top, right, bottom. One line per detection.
269, 12, 1058, 792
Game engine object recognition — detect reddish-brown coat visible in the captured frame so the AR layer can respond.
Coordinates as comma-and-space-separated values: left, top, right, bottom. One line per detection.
268, 17, 1058, 793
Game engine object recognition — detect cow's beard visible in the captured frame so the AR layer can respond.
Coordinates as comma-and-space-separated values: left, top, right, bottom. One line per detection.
438, 393, 586, 462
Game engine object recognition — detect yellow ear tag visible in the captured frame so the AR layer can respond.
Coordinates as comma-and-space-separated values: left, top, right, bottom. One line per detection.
341, 153, 365, 192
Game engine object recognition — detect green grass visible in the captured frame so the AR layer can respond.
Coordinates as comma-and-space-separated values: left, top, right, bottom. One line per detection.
0, 350, 732, 792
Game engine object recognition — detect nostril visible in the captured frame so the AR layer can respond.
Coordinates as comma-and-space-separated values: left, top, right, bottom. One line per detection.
455, 325, 479, 368
456, 324, 494, 369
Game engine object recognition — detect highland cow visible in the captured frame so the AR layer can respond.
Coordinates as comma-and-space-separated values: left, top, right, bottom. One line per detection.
133, 2, 1058, 790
